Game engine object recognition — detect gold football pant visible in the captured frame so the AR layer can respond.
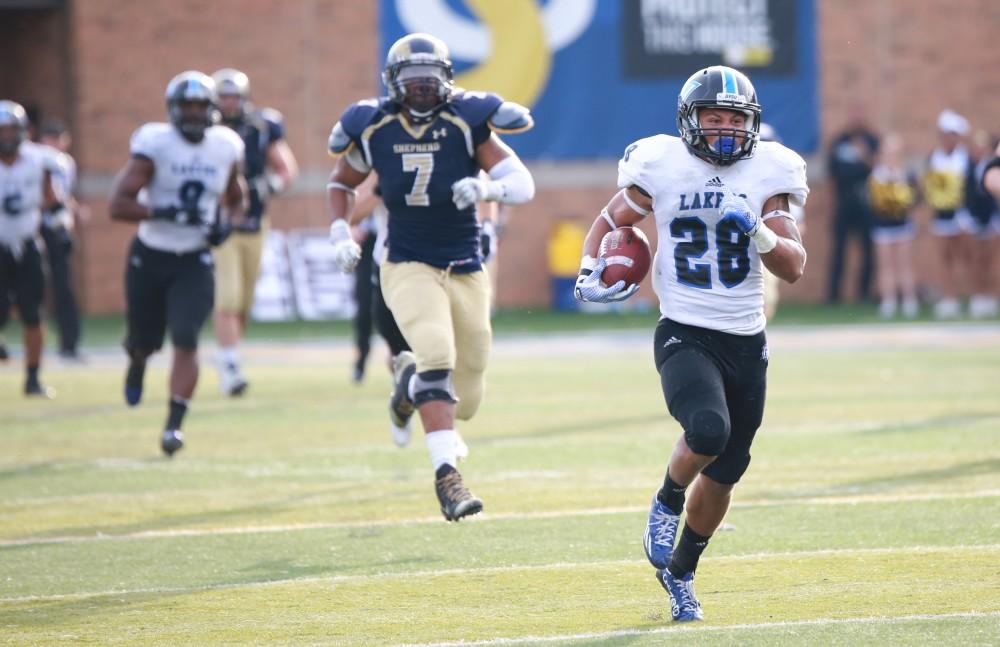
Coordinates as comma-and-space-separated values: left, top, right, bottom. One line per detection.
380, 261, 492, 421
213, 223, 267, 316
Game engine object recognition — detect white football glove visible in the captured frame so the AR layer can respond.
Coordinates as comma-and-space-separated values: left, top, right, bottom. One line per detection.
329, 219, 362, 273
574, 256, 639, 303
452, 177, 499, 210
719, 190, 760, 237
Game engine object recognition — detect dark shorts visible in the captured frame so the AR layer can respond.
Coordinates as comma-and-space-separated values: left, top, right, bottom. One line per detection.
653, 317, 768, 485
124, 237, 214, 352
0, 239, 45, 327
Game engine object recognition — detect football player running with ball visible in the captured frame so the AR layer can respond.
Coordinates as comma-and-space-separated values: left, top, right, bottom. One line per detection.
326, 34, 535, 521
575, 66, 808, 621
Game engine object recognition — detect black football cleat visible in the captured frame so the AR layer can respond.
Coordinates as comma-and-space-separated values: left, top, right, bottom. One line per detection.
434, 464, 483, 522
24, 379, 55, 399
160, 429, 185, 457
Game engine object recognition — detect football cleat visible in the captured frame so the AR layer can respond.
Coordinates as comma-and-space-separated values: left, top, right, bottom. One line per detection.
644, 492, 680, 569
0, 340, 9, 361
160, 429, 185, 457
434, 464, 483, 522
388, 351, 417, 447
124, 357, 146, 406
24, 379, 55, 399
218, 362, 248, 397
656, 568, 703, 622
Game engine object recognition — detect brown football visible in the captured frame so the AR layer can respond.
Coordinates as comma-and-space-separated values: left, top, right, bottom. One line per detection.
599, 226, 652, 288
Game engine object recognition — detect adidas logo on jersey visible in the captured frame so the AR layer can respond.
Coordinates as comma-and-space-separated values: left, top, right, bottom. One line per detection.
705, 176, 724, 188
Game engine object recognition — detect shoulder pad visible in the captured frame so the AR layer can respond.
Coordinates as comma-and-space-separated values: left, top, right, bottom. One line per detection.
616, 135, 673, 193
488, 101, 533, 134
257, 107, 284, 127
327, 121, 352, 155
757, 142, 809, 207
339, 98, 390, 139
130, 122, 171, 157
450, 90, 504, 128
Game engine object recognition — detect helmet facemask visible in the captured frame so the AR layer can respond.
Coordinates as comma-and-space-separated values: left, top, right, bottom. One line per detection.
169, 99, 217, 143
679, 102, 760, 166
385, 61, 453, 123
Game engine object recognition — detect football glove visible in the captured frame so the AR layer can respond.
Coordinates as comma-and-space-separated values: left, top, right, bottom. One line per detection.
480, 220, 497, 262
452, 177, 499, 210
204, 219, 232, 247
329, 219, 362, 273
574, 257, 639, 303
719, 190, 760, 237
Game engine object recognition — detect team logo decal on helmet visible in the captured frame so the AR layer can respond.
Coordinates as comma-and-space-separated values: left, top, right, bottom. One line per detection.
165, 70, 220, 142
676, 66, 762, 165
382, 33, 454, 123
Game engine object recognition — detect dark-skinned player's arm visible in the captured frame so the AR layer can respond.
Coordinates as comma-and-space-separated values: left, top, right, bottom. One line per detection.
326, 154, 371, 272
754, 193, 806, 283
451, 134, 534, 210
109, 156, 155, 222
575, 185, 651, 303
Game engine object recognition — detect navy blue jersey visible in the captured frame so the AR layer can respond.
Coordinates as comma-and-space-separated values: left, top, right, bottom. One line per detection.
228, 107, 285, 220
337, 92, 505, 272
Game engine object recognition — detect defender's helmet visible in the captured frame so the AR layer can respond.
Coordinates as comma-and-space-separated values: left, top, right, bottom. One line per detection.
382, 33, 454, 123
212, 68, 250, 123
0, 100, 29, 156
165, 71, 220, 142
677, 66, 761, 165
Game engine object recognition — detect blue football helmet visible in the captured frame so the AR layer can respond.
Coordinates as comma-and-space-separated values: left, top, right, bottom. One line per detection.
677, 66, 762, 165
165, 71, 220, 142
382, 33, 454, 123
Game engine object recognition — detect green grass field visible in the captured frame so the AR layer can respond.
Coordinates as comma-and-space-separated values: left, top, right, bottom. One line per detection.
1, 320, 999, 645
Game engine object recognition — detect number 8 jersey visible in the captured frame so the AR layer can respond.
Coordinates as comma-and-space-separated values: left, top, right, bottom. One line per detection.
618, 135, 808, 335
130, 122, 244, 254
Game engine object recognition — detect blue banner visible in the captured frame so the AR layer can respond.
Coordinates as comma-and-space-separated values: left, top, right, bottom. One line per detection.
379, 0, 818, 160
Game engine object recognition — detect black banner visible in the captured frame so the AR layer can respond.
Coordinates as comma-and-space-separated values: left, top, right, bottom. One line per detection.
622, 0, 797, 78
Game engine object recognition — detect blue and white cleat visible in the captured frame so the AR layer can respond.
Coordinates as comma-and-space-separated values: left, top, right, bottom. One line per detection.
656, 568, 703, 622
644, 492, 680, 569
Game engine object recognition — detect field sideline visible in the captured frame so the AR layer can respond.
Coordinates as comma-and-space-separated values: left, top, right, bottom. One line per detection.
2, 321, 999, 645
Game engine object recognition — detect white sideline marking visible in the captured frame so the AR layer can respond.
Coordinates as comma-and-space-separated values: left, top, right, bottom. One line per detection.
1, 544, 997, 604
1, 489, 996, 548
397, 611, 1000, 647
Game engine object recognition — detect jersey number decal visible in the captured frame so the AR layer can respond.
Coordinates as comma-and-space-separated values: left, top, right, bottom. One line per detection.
671, 216, 751, 289
3, 193, 23, 216
402, 153, 434, 207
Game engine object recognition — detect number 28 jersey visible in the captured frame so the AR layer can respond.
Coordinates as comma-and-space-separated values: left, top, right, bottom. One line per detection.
130, 123, 244, 254
618, 135, 808, 335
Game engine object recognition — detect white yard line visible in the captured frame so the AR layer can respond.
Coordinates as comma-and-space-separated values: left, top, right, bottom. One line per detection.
396, 611, 1000, 647
1, 543, 997, 605
1, 489, 996, 548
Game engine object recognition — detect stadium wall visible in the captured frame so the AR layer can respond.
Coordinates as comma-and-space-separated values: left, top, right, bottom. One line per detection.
4, 0, 999, 314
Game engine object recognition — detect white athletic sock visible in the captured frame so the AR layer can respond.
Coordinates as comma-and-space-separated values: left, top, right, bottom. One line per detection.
218, 346, 239, 368
426, 429, 459, 471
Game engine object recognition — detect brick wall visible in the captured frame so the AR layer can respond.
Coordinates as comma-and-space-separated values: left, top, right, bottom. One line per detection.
53, 0, 1000, 313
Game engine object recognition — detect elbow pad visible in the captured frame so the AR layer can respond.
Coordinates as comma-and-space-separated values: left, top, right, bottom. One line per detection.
486, 156, 534, 205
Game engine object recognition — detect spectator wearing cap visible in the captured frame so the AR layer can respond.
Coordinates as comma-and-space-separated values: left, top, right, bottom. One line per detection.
924, 109, 971, 318
826, 105, 879, 305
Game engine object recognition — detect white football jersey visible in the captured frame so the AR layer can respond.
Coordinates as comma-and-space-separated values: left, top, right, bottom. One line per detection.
618, 136, 808, 335
131, 123, 244, 253
0, 142, 59, 246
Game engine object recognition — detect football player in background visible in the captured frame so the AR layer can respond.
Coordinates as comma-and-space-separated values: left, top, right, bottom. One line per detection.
0, 100, 64, 397
109, 71, 246, 456
38, 119, 86, 361
963, 130, 999, 319
211, 68, 298, 396
575, 67, 807, 621
325, 33, 535, 521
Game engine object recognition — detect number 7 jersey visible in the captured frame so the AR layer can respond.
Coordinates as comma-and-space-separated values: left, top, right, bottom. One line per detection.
618, 135, 808, 335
